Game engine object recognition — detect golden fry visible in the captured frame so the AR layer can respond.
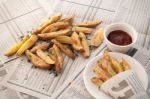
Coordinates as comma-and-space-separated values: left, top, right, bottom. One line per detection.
38, 28, 71, 40
91, 28, 104, 47
111, 58, 123, 73
91, 77, 103, 86
30, 42, 49, 53
51, 39, 75, 59
4, 35, 30, 56
36, 49, 55, 64
79, 32, 90, 58
17, 35, 38, 56
55, 36, 73, 44
103, 50, 111, 61
25, 50, 50, 69
72, 26, 93, 34
121, 58, 130, 71
75, 20, 102, 27
71, 32, 84, 52
61, 14, 75, 23
32, 13, 62, 34
41, 22, 69, 33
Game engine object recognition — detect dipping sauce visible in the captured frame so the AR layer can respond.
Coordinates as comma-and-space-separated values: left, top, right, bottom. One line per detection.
107, 30, 132, 46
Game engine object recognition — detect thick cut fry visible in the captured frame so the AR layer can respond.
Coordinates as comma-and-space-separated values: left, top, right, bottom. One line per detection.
91, 28, 104, 47
53, 44, 64, 73
4, 35, 30, 56
55, 36, 73, 44
48, 47, 56, 61
25, 50, 50, 69
111, 58, 123, 73
71, 32, 84, 52
17, 35, 38, 56
41, 22, 69, 33
103, 50, 111, 61
121, 58, 130, 71
36, 49, 55, 64
32, 13, 62, 34
72, 26, 93, 34
79, 32, 90, 58
93, 65, 111, 81
61, 15, 75, 23
38, 28, 71, 40
91, 77, 103, 86
75, 20, 102, 27
30, 42, 49, 53
100, 59, 116, 76
51, 39, 75, 59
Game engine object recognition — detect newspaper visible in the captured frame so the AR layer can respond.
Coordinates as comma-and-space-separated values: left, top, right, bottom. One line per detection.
51, 46, 150, 99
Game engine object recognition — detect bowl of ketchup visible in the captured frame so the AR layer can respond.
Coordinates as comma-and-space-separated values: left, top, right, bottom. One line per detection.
104, 23, 137, 53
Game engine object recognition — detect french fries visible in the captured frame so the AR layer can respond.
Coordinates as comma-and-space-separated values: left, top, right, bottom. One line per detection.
61, 15, 75, 23
48, 47, 56, 60
72, 26, 93, 34
38, 28, 71, 40
41, 22, 69, 33
51, 39, 75, 59
111, 58, 123, 73
16, 35, 38, 56
91, 77, 103, 86
75, 20, 102, 27
79, 32, 90, 58
54, 36, 73, 44
121, 58, 130, 70
91, 28, 104, 47
71, 32, 84, 52
4, 35, 30, 56
32, 14, 62, 34
30, 42, 49, 53
36, 49, 55, 64
53, 44, 64, 73
25, 50, 50, 69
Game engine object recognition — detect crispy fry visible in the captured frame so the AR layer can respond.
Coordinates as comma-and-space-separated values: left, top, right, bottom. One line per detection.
91, 28, 104, 47
36, 49, 55, 64
51, 39, 75, 59
79, 32, 90, 58
4, 35, 30, 56
38, 28, 71, 40
75, 20, 102, 27
71, 32, 84, 52
72, 26, 93, 34
41, 22, 69, 33
53, 44, 64, 73
61, 14, 75, 23
48, 47, 56, 61
25, 50, 50, 69
121, 58, 130, 71
91, 77, 103, 86
103, 50, 111, 61
54, 36, 73, 44
93, 65, 111, 81
30, 42, 49, 53
16, 35, 38, 56
111, 58, 123, 73
32, 13, 62, 34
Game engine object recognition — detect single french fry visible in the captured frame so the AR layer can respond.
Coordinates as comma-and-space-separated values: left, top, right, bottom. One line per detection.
75, 20, 102, 27
38, 28, 71, 40
71, 32, 84, 52
4, 35, 30, 56
25, 50, 50, 69
54, 36, 73, 44
61, 14, 75, 23
51, 39, 75, 59
16, 35, 38, 56
91, 77, 104, 86
32, 13, 62, 34
41, 22, 69, 33
53, 44, 64, 73
72, 26, 93, 34
121, 58, 130, 71
93, 65, 111, 81
91, 28, 104, 47
111, 58, 123, 73
36, 49, 55, 64
79, 32, 90, 58
48, 47, 56, 61
103, 50, 111, 61
30, 42, 49, 53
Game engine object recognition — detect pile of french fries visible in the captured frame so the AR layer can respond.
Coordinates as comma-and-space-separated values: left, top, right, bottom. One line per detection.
91, 51, 130, 87
4, 13, 104, 74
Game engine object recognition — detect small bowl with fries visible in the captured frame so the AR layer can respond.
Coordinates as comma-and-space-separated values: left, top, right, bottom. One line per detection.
83, 51, 148, 99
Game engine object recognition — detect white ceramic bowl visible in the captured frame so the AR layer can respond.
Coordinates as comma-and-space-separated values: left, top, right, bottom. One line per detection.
104, 23, 137, 53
